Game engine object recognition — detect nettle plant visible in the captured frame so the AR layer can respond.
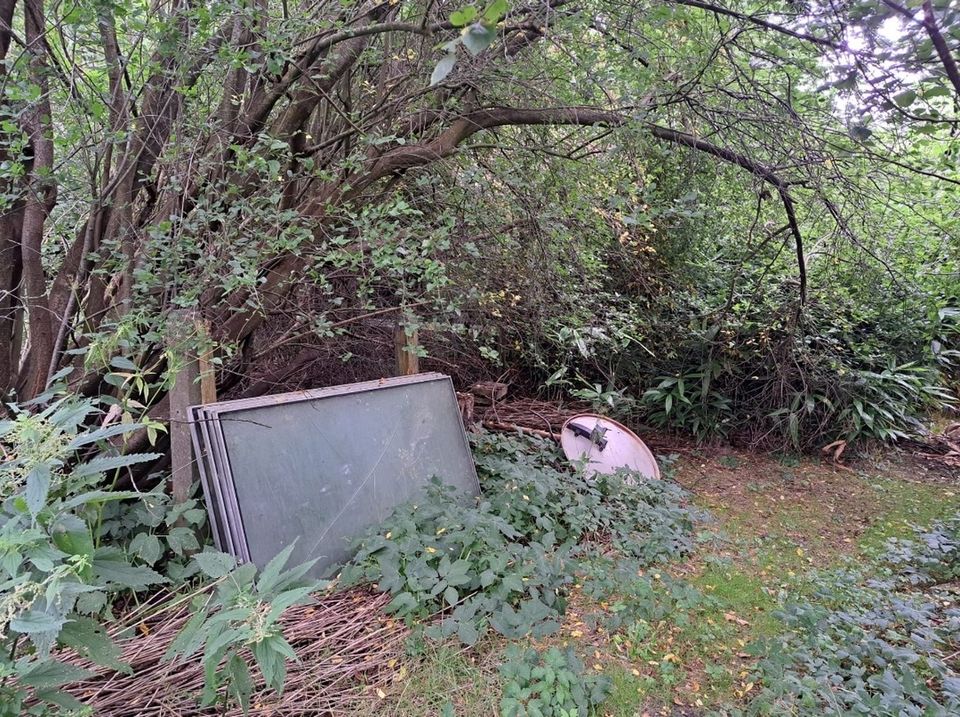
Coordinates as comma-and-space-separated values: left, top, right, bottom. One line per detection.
342, 433, 694, 646
165, 544, 324, 713
0, 393, 166, 714
499, 645, 610, 717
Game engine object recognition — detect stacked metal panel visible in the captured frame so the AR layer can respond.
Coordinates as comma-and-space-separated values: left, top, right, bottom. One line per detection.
189, 373, 480, 575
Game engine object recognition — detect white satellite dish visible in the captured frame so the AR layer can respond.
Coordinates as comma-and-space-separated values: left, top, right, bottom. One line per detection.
559, 414, 660, 481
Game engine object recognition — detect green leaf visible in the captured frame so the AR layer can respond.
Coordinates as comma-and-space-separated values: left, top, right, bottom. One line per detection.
431, 53, 457, 86
165, 607, 210, 660
461, 23, 496, 55
129, 533, 163, 565
34, 688, 87, 711
450, 6, 478, 26
61, 490, 141, 510
194, 550, 237, 579
226, 653, 254, 712
10, 609, 64, 635
72, 453, 162, 478
483, 0, 508, 23
166, 526, 199, 557
19, 660, 93, 690
58, 617, 130, 672
51, 517, 95, 561
893, 89, 917, 107
25, 465, 51, 517
266, 585, 315, 623
92, 552, 168, 588
457, 620, 479, 645
67, 422, 146, 449
256, 541, 297, 594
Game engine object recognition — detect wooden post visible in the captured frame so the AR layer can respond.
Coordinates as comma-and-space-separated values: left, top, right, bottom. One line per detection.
167, 309, 202, 505
196, 318, 217, 405
394, 322, 419, 376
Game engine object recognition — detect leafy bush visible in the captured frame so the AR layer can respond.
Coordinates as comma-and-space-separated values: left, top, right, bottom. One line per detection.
640, 367, 734, 442
341, 480, 573, 646
342, 433, 694, 645
749, 516, 960, 716
499, 645, 611, 717
0, 394, 166, 713
837, 361, 956, 443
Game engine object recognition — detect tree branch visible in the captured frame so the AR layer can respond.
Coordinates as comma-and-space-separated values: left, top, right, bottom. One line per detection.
667, 0, 840, 49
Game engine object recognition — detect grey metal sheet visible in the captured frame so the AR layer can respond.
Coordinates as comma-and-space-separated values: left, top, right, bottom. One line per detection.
207, 409, 252, 563
189, 406, 227, 552
191, 406, 246, 557
192, 373, 479, 574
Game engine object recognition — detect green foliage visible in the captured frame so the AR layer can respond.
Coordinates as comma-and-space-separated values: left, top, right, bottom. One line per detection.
165, 543, 324, 712
342, 478, 573, 646
749, 515, 960, 716
640, 368, 734, 441
499, 645, 610, 717
343, 433, 694, 645
0, 394, 166, 712
837, 361, 955, 442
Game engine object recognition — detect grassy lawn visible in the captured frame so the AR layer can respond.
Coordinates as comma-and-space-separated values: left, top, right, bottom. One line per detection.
367, 448, 960, 716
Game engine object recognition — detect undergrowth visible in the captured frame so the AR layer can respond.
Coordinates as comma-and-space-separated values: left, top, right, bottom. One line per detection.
748, 514, 960, 716
343, 433, 695, 648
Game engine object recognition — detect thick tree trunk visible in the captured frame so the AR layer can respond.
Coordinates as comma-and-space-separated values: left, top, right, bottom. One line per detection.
18, 0, 57, 398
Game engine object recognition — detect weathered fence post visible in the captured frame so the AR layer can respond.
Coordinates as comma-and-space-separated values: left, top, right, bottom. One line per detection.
395, 321, 419, 376
167, 309, 202, 505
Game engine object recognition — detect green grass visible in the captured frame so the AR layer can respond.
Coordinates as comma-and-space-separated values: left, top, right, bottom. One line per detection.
602, 665, 651, 716
360, 638, 503, 716
859, 476, 960, 551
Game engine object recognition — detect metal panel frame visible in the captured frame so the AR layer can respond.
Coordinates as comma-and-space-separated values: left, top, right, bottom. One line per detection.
188, 406, 225, 551
188, 373, 479, 569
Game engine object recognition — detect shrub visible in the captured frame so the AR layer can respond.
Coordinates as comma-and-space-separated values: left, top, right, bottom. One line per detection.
0, 394, 166, 713
499, 645, 611, 717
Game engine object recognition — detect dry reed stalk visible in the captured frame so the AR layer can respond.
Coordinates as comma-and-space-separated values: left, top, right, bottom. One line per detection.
42, 588, 407, 716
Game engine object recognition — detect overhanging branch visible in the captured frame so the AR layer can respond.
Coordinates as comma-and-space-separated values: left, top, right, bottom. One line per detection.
363, 108, 807, 303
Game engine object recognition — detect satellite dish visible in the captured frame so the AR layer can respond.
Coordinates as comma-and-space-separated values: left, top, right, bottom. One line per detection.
560, 414, 660, 481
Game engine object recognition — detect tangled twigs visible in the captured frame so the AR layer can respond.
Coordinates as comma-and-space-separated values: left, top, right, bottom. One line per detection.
49, 588, 407, 716
481, 398, 584, 438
